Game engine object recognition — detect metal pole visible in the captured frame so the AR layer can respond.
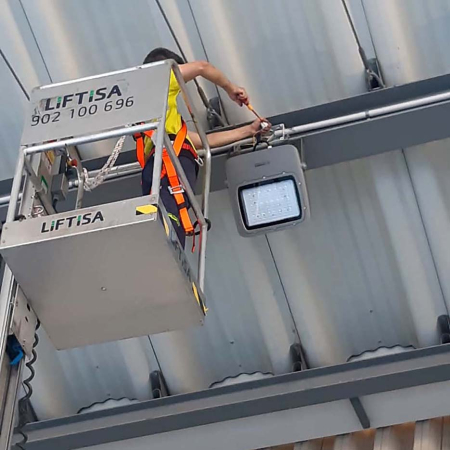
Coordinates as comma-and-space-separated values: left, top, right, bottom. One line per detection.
0, 360, 24, 450
23, 123, 158, 156
369, 90, 450, 117
0, 148, 26, 374
86, 162, 141, 181
172, 63, 212, 219
6, 149, 25, 222
150, 122, 166, 200
149, 68, 170, 200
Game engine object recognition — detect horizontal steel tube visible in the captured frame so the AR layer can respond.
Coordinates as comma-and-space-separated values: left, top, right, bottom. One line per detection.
24, 123, 158, 155
369, 90, 450, 118
0, 193, 22, 208
4, 88, 450, 206
88, 161, 141, 179
211, 89, 450, 156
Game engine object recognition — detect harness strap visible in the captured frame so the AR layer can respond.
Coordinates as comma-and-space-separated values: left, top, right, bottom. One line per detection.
134, 129, 154, 168
161, 122, 194, 235
135, 122, 195, 236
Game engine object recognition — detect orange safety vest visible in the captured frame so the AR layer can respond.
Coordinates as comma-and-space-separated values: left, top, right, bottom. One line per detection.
134, 122, 197, 236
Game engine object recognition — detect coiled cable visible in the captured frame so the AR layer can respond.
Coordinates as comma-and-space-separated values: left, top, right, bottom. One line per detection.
16, 321, 40, 450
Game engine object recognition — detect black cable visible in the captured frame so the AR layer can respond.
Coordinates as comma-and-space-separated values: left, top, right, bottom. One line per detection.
16, 321, 40, 450
340, 0, 385, 88
0, 48, 30, 101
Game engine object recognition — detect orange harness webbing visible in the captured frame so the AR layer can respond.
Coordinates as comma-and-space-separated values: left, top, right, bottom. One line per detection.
134, 122, 196, 236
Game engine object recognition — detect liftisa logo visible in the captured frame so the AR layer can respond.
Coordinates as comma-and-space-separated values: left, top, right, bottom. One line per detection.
43, 85, 122, 110
41, 211, 104, 233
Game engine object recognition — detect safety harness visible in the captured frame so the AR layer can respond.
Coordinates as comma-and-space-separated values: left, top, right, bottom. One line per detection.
134, 122, 198, 236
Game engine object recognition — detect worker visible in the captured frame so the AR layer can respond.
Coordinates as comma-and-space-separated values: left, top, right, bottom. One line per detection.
137, 47, 267, 248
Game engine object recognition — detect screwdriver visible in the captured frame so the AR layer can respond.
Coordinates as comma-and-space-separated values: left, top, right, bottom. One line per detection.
247, 104, 269, 130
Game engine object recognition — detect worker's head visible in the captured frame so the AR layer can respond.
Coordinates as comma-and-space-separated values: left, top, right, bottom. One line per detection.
143, 47, 185, 65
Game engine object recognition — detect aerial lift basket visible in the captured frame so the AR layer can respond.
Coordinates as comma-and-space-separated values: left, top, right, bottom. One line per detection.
0, 61, 211, 349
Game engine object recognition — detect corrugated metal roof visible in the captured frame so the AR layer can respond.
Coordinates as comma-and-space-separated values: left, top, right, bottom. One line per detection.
294, 418, 450, 450
362, 0, 450, 86
267, 150, 446, 368
0, 0, 51, 180
1, 0, 450, 427
187, 0, 367, 124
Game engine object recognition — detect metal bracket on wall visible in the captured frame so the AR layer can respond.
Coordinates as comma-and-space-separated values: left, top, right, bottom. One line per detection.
9, 287, 37, 357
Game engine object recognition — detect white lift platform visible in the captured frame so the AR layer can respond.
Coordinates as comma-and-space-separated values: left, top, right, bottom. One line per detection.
0, 60, 211, 351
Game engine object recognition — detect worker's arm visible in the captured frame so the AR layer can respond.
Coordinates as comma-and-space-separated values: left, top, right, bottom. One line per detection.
188, 118, 267, 149
179, 61, 249, 106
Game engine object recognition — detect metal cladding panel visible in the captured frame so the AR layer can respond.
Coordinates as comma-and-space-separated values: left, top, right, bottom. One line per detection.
0, 58, 27, 181
19, 0, 208, 159
403, 141, 450, 314
362, 1, 450, 330
151, 189, 299, 394
266, 151, 446, 367
362, 0, 450, 86
30, 328, 159, 419
0, 1, 51, 180
0, 1, 51, 92
186, 0, 367, 124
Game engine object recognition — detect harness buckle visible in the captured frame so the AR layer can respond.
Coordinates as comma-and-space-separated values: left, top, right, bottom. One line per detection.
168, 185, 185, 195
195, 156, 204, 167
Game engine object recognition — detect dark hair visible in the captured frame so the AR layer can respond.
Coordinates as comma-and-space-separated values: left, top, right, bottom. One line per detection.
143, 47, 185, 65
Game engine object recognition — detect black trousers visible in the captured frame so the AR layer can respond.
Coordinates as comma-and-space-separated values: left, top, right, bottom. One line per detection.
142, 153, 198, 248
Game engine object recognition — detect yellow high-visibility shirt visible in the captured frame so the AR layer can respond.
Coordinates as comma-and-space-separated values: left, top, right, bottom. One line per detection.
143, 71, 196, 162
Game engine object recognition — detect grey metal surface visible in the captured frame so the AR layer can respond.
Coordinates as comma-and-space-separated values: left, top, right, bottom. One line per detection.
0, 359, 23, 450
30, 329, 160, 419
362, 0, 450, 337
301, 95, 450, 169
1, 196, 204, 349
362, 0, 450, 86
151, 189, 299, 394
267, 150, 446, 367
403, 142, 450, 330
2, 0, 450, 431
187, 0, 367, 124
11, 287, 38, 357
296, 418, 450, 450
0, 57, 28, 182
22, 62, 170, 145
17, 345, 450, 450
344, 0, 377, 61
19, 0, 209, 159
0, 1, 51, 181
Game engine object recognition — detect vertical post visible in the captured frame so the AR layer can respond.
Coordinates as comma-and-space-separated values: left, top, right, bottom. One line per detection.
0, 360, 24, 449
0, 149, 26, 374
150, 121, 166, 200
150, 65, 170, 200
6, 149, 25, 223
171, 62, 211, 290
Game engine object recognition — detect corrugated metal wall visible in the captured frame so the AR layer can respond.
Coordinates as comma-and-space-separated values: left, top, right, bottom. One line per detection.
292, 417, 450, 450
1, 0, 450, 422
362, 0, 450, 318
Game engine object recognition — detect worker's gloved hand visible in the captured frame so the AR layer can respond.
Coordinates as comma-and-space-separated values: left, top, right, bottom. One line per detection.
226, 83, 249, 106
249, 118, 271, 135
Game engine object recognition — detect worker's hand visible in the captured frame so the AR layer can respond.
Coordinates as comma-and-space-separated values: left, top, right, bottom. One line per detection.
226, 83, 249, 106
249, 118, 271, 135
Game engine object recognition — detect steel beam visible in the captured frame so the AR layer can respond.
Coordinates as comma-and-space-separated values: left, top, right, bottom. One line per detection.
19, 345, 450, 450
